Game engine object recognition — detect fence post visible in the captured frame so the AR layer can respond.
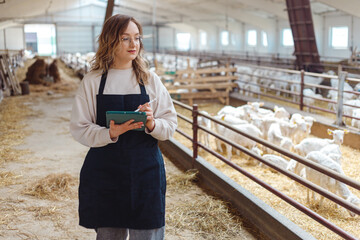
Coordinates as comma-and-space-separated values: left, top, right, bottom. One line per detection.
192, 104, 198, 168
335, 71, 347, 126
300, 70, 305, 111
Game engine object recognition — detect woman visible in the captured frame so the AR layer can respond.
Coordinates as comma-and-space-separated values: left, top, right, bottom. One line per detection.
70, 14, 177, 240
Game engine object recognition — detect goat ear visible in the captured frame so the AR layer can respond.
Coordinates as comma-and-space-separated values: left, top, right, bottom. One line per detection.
327, 129, 333, 135
247, 101, 251, 105
344, 129, 349, 134
259, 102, 264, 107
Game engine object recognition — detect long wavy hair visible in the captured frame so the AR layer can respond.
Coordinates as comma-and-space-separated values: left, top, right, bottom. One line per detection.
91, 14, 150, 84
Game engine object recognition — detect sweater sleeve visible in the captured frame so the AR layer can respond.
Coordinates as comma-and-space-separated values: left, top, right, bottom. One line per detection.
70, 75, 117, 147
145, 72, 177, 141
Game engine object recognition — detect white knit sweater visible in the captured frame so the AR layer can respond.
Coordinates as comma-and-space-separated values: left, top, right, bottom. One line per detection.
70, 68, 177, 147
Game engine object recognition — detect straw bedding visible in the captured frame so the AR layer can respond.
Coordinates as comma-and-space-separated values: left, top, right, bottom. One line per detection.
174, 103, 360, 240
164, 156, 268, 240
24, 173, 77, 201
0, 96, 33, 187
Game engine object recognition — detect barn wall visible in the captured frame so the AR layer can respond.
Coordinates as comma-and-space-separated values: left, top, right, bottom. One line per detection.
0, 29, 5, 49
1, 27, 25, 50
57, 25, 94, 54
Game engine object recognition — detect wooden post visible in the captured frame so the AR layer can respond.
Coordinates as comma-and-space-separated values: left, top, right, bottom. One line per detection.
300, 70, 304, 111
335, 71, 347, 127
104, 0, 115, 23
192, 104, 198, 168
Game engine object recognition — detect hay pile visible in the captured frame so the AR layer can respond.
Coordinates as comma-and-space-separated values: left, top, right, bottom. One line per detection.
167, 196, 244, 239
24, 58, 47, 84
24, 173, 77, 201
0, 96, 32, 168
166, 169, 199, 190
173, 103, 360, 240
49, 59, 61, 83
16, 58, 80, 94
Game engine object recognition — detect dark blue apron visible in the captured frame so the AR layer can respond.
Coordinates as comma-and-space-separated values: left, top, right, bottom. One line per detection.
78, 72, 166, 229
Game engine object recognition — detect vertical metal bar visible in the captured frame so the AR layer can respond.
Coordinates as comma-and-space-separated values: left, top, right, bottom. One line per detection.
336, 71, 347, 126
192, 104, 198, 169
300, 69, 304, 111
152, 0, 157, 57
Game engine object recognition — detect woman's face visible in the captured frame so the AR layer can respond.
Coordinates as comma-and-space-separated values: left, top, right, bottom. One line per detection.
114, 21, 141, 65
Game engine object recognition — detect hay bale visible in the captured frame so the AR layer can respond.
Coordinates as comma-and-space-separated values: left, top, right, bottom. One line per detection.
24, 173, 77, 201
49, 59, 61, 83
25, 59, 47, 84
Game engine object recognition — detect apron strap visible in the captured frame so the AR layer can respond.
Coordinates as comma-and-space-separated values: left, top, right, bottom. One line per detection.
98, 72, 108, 96
139, 79, 147, 96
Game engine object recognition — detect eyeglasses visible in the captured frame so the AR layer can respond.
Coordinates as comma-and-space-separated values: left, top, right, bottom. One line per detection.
121, 36, 142, 45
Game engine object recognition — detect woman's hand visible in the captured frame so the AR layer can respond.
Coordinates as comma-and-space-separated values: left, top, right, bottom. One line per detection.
109, 119, 144, 139
137, 102, 155, 132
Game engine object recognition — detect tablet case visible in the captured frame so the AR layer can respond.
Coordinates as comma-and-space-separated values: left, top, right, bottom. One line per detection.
106, 111, 147, 131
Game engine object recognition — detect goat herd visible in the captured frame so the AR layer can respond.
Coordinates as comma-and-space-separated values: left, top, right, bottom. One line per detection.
197, 102, 360, 216
235, 66, 360, 128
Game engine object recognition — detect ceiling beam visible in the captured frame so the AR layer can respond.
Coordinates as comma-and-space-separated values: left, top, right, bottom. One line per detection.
316, 0, 360, 18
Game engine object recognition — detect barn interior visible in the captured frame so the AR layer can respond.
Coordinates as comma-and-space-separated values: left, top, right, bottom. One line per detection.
0, 0, 360, 239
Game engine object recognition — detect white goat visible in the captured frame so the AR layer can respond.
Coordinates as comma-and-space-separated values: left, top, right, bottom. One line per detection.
294, 129, 348, 157
305, 151, 360, 216
198, 111, 211, 147
274, 105, 290, 120
267, 123, 294, 153
260, 154, 289, 170
351, 109, 360, 128
319, 144, 342, 165
215, 123, 263, 160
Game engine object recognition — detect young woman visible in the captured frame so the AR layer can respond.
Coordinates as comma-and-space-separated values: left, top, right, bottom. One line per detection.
70, 14, 177, 240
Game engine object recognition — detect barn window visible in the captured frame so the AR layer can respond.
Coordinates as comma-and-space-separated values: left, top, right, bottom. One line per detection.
200, 30, 207, 46
262, 31, 268, 47
24, 24, 56, 56
221, 31, 229, 46
247, 30, 257, 46
330, 26, 348, 49
282, 28, 294, 46
176, 33, 191, 51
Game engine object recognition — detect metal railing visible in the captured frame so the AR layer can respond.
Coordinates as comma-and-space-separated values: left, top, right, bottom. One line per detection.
155, 49, 360, 73
233, 65, 360, 127
173, 99, 360, 240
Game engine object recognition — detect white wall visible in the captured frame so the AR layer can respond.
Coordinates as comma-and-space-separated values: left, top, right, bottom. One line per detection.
354, 17, 360, 52
276, 20, 294, 57
312, 14, 324, 56
158, 27, 175, 51
57, 25, 94, 54
322, 14, 352, 59
2, 27, 24, 50
0, 29, 5, 49
166, 23, 198, 51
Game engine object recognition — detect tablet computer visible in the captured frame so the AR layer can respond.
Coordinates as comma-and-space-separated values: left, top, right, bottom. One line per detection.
106, 111, 147, 131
